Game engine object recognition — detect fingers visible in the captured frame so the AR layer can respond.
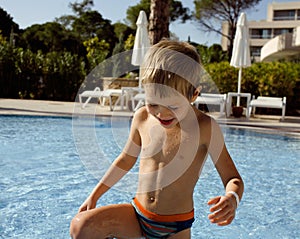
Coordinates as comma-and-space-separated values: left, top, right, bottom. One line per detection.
207, 196, 221, 206
78, 205, 87, 213
78, 201, 95, 213
207, 195, 236, 226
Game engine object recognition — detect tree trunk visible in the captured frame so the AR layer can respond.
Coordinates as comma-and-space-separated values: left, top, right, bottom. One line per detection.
149, 0, 170, 45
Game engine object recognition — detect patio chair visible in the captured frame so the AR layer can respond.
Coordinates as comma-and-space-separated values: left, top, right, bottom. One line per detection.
193, 93, 227, 115
249, 96, 287, 120
79, 87, 122, 111
132, 92, 146, 111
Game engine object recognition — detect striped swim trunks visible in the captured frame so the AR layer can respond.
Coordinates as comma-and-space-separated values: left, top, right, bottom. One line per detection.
131, 198, 195, 239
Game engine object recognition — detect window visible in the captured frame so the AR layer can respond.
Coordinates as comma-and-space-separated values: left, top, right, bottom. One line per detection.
274, 28, 293, 36
250, 29, 272, 39
250, 46, 261, 57
273, 10, 296, 21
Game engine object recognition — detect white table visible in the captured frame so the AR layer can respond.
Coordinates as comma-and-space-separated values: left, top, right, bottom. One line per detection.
226, 92, 251, 118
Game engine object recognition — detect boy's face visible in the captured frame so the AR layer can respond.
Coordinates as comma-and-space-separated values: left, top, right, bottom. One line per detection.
144, 86, 193, 128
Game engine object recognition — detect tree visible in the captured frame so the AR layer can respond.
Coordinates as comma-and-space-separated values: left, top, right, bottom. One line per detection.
113, 22, 134, 44
83, 36, 110, 70
149, 0, 170, 44
20, 22, 82, 54
126, 0, 191, 29
72, 10, 116, 47
56, 0, 117, 55
56, 0, 94, 28
193, 0, 262, 57
0, 7, 20, 45
197, 44, 228, 64
126, 0, 190, 44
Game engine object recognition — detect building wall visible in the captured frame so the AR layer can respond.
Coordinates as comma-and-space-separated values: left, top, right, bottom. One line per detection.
221, 1, 300, 62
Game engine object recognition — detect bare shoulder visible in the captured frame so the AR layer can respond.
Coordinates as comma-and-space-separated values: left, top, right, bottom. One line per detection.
193, 109, 222, 144
133, 106, 149, 122
194, 108, 213, 128
130, 106, 151, 131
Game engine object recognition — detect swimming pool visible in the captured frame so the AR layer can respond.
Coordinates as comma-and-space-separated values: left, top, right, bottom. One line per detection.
0, 115, 299, 238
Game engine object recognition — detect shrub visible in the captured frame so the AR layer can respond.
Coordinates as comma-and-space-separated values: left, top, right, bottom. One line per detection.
204, 61, 300, 115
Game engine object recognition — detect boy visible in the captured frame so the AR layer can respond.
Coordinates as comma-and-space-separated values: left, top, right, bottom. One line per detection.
70, 39, 244, 239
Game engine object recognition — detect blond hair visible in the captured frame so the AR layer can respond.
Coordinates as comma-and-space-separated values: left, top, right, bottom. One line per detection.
141, 39, 202, 99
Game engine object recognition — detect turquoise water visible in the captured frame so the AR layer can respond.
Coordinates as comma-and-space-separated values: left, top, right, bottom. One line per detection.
0, 115, 299, 239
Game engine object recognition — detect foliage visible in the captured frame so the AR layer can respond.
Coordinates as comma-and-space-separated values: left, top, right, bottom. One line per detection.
0, 31, 7, 44
126, 0, 191, 29
83, 37, 110, 70
1, 1, 299, 115
0, 42, 18, 98
197, 44, 228, 64
69, 0, 94, 15
113, 22, 135, 45
0, 7, 20, 39
56, 0, 94, 28
56, 1, 117, 55
72, 11, 115, 43
204, 61, 300, 114
41, 51, 85, 100
20, 22, 81, 54
124, 34, 135, 51
193, 0, 262, 58
0, 42, 85, 101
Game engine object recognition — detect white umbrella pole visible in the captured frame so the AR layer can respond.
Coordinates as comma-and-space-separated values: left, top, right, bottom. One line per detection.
138, 67, 142, 89
237, 67, 242, 106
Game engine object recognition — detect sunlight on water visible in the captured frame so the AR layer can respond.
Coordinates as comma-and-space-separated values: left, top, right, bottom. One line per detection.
0, 116, 299, 238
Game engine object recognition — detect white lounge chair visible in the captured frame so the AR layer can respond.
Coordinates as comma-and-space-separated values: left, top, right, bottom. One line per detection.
79, 87, 123, 111
193, 93, 227, 115
132, 93, 227, 115
115, 87, 144, 111
132, 93, 146, 111
249, 96, 287, 120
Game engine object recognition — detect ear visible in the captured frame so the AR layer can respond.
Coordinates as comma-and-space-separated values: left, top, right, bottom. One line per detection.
190, 86, 202, 103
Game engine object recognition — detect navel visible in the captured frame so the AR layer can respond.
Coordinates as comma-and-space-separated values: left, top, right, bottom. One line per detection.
149, 196, 155, 202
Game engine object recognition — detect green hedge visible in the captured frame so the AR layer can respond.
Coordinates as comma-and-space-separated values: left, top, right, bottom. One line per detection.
204, 61, 300, 115
0, 46, 86, 101
1, 44, 299, 115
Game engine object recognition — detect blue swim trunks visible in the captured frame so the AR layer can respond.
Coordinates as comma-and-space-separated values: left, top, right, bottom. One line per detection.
131, 198, 195, 239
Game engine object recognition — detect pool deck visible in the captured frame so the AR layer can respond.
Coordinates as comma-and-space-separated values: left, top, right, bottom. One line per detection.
1, 98, 300, 137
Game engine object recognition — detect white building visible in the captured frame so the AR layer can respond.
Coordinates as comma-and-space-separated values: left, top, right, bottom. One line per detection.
222, 1, 300, 62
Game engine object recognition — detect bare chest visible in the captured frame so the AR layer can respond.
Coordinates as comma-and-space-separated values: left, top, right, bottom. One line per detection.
140, 124, 199, 164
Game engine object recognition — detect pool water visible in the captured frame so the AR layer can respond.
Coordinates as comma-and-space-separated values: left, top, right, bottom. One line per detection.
0, 115, 299, 239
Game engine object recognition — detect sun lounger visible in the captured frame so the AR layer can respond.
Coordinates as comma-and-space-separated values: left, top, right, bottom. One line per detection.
249, 96, 287, 120
79, 87, 122, 111
132, 93, 146, 111
193, 93, 227, 115
132, 93, 227, 114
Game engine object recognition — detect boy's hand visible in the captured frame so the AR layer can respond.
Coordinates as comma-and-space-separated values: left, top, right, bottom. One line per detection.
78, 197, 97, 213
207, 194, 237, 226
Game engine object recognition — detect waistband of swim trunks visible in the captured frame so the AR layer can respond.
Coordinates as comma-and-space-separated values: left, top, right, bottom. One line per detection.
133, 197, 194, 222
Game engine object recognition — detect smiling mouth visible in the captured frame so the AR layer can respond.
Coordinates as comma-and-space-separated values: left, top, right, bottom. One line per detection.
158, 118, 174, 126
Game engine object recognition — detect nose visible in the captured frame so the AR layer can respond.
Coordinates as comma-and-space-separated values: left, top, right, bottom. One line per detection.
153, 105, 172, 118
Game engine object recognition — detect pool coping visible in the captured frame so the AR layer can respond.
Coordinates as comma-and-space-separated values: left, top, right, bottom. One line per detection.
1, 98, 300, 137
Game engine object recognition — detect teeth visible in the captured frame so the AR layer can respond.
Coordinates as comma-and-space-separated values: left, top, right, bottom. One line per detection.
160, 118, 173, 124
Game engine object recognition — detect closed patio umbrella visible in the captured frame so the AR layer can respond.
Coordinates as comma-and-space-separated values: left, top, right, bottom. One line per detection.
131, 10, 151, 88
230, 12, 251, 106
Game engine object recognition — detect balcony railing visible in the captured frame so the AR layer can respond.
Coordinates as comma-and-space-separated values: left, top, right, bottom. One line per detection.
273, 16, 296, 21
250, 34, 273, 39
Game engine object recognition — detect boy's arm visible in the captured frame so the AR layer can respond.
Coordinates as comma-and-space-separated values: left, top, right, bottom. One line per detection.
78, 111, 142, 212
78, 152, 139, 212
206, 118, 244, 225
